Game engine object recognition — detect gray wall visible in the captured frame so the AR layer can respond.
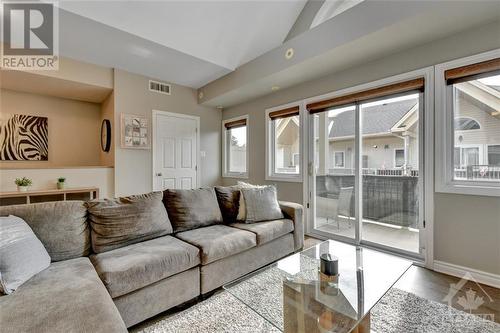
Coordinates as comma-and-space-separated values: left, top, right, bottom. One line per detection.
222, 21, 500, 275
114, 69, 221, 196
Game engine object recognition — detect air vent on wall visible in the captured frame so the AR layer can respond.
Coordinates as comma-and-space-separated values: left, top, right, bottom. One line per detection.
149, 80, 171, 95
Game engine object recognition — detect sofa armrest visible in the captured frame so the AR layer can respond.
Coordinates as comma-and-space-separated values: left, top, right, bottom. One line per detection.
279, 201, 304, 251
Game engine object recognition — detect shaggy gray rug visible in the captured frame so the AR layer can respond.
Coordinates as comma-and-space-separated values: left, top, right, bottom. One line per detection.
133, 288, 500, 333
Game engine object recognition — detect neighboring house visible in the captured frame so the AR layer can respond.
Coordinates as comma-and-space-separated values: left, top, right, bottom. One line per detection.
326, 99, 419, 175
275, 116, 300, 173
453, 80, 500, 178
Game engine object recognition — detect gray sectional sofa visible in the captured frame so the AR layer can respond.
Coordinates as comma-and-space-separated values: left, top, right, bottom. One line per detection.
0, 187, 303, 332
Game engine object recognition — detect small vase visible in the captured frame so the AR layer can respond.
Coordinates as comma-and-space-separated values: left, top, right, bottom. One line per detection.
18, 185, 29, 192
57, 182, 66, 189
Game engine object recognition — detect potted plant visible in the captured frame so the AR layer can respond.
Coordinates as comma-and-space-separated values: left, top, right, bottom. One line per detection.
15, 177, 32, 192
57, 177, 66, 189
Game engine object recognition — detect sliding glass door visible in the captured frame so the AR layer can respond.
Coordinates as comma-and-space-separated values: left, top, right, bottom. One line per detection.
309, 89, 425, 258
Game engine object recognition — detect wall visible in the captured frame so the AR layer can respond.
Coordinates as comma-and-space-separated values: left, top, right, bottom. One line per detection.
0, 167, 114, 198
114, 69, 221, 196
0, 89, 102, 168
222, 21, 500, 275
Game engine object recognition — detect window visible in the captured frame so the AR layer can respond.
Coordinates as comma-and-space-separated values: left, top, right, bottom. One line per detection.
488, 145, 500, 166
334, 151, 345, 168
362, 155, 368, 169
222, 116, 248, 178
266, 104, 302, 181
454, 117, 480, 130
436, 51, 500, 196
394, 149, 405, 168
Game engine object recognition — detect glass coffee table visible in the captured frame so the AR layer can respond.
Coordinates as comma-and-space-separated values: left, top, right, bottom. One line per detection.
223, 240, 412, 333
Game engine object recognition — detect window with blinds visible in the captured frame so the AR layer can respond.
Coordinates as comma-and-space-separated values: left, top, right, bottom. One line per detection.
446, 57, 500, 183
266, 105, 301, 179
223, 116, 248, 177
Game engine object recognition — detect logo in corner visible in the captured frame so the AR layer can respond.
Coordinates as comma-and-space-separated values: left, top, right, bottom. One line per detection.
1, 1, 59, 70
443, 272, 494, 321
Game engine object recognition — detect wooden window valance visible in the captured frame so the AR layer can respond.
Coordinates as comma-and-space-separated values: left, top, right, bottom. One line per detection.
445, 58, 500, 85
224, 118, 247, 129
306, 78, 425, 114
269, 106, 300, 120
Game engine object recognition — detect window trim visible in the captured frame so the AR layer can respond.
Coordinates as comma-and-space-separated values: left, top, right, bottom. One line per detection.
333, 150, 345, 168
394, 148, 405, 168
487, 143, 500, 166
435, 49, 500, 196
454, 116, 481, 131
265, 102, 303, 182
222, 115, 249, 179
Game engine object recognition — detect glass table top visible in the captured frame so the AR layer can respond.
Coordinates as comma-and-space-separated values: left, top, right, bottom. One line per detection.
223, 240, 413, 333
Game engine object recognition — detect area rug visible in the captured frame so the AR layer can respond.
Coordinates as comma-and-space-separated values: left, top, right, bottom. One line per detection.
133, 288, 500, 333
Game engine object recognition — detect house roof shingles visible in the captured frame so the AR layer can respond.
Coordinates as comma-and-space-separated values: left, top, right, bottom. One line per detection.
328, 99, 417, 138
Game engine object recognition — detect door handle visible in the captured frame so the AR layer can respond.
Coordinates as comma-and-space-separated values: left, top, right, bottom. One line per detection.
156, 173, 162, 176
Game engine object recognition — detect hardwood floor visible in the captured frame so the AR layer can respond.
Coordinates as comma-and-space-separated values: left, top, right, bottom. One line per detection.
305, 236, 500, 324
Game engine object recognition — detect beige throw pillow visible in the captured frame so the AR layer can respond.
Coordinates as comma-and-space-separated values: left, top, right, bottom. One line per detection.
236, 181, 267, 221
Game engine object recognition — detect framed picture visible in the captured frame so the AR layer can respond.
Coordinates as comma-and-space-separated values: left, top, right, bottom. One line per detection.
121, 113, 150, 149
0, 113, 49, 161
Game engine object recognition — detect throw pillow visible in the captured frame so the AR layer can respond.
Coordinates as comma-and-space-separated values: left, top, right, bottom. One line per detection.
163, 188, 223, 232
0, 215, 51, 294
86, 191, 172, 253
236, 181, 266, 221
214, 185, 241, 223
241, 186, 284, 223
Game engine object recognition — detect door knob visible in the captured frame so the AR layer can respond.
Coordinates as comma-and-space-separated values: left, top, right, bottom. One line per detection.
156, 173, 162, 176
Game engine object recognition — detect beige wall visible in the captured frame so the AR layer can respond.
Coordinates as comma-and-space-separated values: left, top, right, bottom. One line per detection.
0, 89, 102, 168
113, 69, 221, 196
0, 167, 114, 198
222, 22, 500, 274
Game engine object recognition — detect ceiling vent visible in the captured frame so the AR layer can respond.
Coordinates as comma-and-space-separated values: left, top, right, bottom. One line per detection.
149, 80, 171, 95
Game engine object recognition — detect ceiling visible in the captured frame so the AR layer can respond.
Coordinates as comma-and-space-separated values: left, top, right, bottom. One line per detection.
55, 0, 307, 87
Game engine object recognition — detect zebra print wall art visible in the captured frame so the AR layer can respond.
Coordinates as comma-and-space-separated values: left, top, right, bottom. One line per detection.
0, 114, 48, 161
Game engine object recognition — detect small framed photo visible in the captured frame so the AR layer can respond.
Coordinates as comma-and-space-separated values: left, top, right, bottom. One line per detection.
121, 113, 150, 149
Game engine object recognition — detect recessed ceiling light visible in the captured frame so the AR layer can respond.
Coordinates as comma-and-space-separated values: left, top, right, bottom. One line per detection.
271, 86, 280, 91
198, 91, 204, 99
285, 48, 294, 60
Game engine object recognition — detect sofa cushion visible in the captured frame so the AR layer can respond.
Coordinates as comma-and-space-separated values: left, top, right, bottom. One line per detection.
0, 215, 51, 294
90, 236, 200, 298
241, 186, 284, 223
87, 192, 172, 254
0, 201, 89, 261
231, 219, 294, 245
0, 258, 127, 333
236, 181, 266, 221
214, 185, 241, 223
163, 188, 223, 232
175, 225, 256, 265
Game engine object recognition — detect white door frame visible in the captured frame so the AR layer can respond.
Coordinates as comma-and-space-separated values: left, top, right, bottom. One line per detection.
152, 110, 201, 190
302, 67, 434, 268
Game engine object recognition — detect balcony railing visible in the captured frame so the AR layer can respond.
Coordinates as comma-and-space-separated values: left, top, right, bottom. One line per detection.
454, 165, 500, 180
328, 168, 419, 177
316, 174, 419, 229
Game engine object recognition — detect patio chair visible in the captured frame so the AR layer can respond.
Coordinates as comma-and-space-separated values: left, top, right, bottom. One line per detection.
327, 186, 354, 229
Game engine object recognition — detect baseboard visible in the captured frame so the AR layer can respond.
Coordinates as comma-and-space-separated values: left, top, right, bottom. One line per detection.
433, 260, 500, 289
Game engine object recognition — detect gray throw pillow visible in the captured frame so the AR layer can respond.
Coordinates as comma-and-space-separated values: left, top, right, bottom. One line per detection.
0, 215, 51, 294
241, 186, 284, 223
86, 191, 172, 254
163, 188, 223, 232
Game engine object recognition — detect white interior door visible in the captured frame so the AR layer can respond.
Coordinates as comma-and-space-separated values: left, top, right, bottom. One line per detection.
153, 111, 199, 191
